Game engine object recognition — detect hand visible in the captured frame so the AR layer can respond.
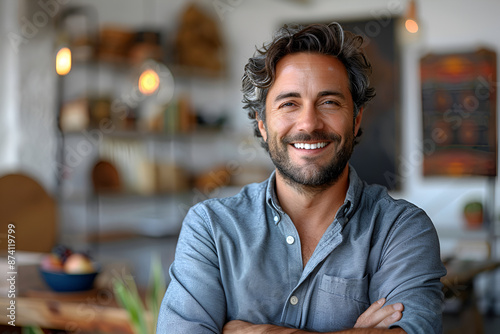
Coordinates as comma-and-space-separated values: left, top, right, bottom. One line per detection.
354, 298, 404, 329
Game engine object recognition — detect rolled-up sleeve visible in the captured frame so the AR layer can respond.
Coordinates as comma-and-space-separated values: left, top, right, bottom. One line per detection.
157, 206, 226, 334
369, 207, 447, 334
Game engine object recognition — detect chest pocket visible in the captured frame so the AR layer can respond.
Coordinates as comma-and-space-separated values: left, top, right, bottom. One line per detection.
310, 274, 370, 331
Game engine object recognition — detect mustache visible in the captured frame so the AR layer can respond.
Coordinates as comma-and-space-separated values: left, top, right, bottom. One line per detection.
282, 131, 341, 144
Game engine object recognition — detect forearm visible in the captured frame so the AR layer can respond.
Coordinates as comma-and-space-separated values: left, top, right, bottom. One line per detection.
223, 321, 406, 334
251, 325, 405, 333
223, 299, 407, 334
330, 328, 406, 334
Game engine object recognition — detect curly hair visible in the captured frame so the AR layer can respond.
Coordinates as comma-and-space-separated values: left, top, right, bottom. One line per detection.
241, 22, 376, 149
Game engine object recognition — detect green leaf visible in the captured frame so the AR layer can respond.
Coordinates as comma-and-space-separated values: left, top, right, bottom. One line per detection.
22, 327, 44, 334
112, 252, 167, 334
146, 254, 167, 331
113, 275, 148, 334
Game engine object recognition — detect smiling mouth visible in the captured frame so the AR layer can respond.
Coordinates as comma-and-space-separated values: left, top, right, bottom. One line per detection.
292, 142, 329, 150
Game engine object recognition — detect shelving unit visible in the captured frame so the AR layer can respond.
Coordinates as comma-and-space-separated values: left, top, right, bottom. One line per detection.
52, 4, 276, 252
53, 12, 218, 245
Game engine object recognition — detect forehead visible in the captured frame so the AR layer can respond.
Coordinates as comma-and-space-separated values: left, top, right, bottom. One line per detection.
272, 52, 350, 89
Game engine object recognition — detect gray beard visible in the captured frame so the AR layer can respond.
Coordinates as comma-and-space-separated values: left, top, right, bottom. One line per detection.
267, 130, 354, 194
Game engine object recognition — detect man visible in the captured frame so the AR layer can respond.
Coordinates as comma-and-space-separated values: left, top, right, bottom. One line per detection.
157, 23, 446, 334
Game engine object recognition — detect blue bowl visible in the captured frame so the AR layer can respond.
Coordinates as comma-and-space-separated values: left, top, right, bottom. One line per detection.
39, 268, 99, 292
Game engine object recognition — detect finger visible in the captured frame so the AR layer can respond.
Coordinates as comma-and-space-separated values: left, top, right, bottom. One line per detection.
360, 298, 385, 317
355, 301, 404, 328
374, 303, 404, 328
354, 298, 385, 327
375, 310, 403, 328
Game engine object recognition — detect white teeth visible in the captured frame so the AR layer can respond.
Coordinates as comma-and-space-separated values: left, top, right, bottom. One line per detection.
293, 142, 327, 150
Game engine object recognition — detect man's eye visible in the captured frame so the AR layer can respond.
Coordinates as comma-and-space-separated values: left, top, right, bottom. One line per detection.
280, 102, 295, 108
324, 100, 340, 106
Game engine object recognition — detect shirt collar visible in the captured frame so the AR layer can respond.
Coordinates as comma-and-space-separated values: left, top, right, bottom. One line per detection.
266, 171, 283, 218
343, 165, 364, 221
265, 165, 364, 225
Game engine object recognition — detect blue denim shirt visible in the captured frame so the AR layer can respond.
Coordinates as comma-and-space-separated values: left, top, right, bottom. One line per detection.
158, 167, 446, 333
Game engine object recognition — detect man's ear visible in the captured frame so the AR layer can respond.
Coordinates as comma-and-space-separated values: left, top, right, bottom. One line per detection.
354, 107, 363, 137
257, 115, 268, 142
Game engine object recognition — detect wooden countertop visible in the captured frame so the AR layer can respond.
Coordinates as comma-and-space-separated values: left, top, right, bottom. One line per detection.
0, 263, 146, 333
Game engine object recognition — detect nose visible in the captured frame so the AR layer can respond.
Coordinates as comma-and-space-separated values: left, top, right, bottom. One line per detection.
296, 103, 324, 133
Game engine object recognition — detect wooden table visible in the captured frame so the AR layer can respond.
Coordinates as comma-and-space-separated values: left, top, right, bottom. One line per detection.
442, 259, 500, 334
443, 258, 500, 289
0, 264, 147, 333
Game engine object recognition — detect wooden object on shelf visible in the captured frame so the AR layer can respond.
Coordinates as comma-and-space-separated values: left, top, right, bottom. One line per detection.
59, 98, 90, 132
129, 30, 163, 66
136, 160, 157, 195
91, 160, 122, 193
175, 3, 225, 73
90, 97, 112, 129
161, 95, 197, 134
177, 94, 197, 133
156, 163, 190, 194
194, 165, 232, 192
0, 173, 56, 253
98, 26, 135, 63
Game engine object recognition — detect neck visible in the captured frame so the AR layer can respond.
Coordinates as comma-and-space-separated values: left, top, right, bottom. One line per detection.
275, 165, 350, 227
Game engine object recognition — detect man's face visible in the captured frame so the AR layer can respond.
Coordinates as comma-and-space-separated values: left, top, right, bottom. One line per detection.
258, 52, 363, 188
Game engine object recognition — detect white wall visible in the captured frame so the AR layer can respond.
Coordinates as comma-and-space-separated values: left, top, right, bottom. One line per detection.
0, 0, 60, 193
0, 0, 21, 175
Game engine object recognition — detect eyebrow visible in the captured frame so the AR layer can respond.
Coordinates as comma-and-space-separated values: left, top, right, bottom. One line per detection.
273, 90, 346, 103
274, 92, 301, 103
317, 90, 346, 100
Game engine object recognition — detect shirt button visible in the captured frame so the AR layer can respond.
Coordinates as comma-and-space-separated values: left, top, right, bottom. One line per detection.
286, 236, 295, 245
290, 295, 299, 305
274, 216, 279, 223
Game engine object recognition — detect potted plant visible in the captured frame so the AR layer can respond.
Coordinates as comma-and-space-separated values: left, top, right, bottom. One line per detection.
463, 201, 484, 229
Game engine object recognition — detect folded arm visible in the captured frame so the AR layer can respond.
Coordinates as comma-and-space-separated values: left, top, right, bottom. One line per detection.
367, 208, 446, 333
223, 298, 406, 334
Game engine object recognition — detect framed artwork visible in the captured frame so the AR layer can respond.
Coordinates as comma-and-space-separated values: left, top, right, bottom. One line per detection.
420, 49, 497, 177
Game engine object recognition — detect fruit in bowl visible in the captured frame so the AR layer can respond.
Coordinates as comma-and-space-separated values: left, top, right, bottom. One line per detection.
64, 253, 96, 274
40, 253, 64, 272
39, 246, 99, 292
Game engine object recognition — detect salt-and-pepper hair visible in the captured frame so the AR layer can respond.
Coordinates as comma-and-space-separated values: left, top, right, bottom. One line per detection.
241, 22, 376, 149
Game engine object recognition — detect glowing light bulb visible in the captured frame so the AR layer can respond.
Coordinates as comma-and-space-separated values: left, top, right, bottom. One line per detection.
138, 69, 160, 95
56, 47, 72, 76
405, 19, 419, 33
